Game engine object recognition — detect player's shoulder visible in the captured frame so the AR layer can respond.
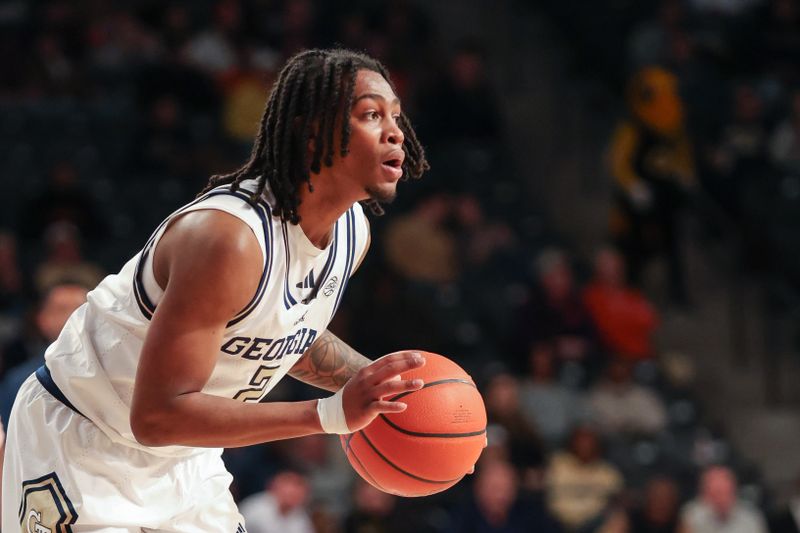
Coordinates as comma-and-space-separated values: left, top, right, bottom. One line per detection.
159, 209, 263, 282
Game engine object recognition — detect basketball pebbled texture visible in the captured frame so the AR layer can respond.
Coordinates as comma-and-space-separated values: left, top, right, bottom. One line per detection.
340, 352, 487, 497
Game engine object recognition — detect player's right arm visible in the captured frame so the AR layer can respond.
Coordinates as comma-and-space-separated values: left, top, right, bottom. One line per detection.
129, 210, 423, 448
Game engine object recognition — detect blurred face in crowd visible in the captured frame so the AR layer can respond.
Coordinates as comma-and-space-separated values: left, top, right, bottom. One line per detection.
318, 69, 405, 206
733, 86, 763, 123
528, 342, 556, 381
595, 248, 626, 287
570, 427, 601, 463
701, 467, 737, 519
354, 480, 395, 517
644, 477, 680, 525
0, 232, 21, 283
269, 471, 309, 515
607, 359, 634, 386
51, 161, 78, 189
451, 50, 484, 89
486, 374, 520, 416
45, 222, 82, 263
539, 255, 573, 302
37, 284, 88, 342
474, 460, 518, 521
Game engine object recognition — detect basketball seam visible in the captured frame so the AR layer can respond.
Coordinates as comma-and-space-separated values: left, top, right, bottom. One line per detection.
346, 434, 390, 493
388, 378, 476, 402
358, 430, 461, 485
378, 414, 487, 439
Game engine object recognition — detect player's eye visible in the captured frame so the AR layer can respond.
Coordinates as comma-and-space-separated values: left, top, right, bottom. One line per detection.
364, 111, 380, 120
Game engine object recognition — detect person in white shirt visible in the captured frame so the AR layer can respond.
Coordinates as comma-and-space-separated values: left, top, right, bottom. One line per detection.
681, 465, 767, 533
239, 470, 314, 533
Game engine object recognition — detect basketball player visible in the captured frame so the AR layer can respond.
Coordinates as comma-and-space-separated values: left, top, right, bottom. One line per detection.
3, 49, 431, 532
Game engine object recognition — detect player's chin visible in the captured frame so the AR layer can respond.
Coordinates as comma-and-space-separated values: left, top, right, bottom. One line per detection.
365, 182, 398, 204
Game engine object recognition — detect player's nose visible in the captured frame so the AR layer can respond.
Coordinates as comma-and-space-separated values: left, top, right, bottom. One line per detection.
386, 120, 404, 146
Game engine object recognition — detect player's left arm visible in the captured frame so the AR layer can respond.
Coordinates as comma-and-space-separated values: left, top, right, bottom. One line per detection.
290, 216, 372, 392
289, 330, 372, 392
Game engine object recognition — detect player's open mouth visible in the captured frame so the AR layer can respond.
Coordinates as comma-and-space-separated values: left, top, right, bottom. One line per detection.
381, 158, 403, 179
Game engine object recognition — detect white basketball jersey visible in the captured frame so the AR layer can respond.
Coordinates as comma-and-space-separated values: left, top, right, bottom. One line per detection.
42, 180, 369, 457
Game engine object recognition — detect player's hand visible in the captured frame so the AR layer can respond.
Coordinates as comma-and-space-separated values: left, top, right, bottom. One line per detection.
342, 351, 425, 432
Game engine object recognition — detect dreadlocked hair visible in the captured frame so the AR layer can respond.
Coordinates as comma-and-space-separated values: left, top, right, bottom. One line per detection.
200, 48, 430, 224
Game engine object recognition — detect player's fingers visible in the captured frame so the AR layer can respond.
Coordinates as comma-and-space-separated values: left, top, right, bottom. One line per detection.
372, 378, 424, 399
368, 353, 425, 384
370, 400, 408, 414
467, 465, 475, 474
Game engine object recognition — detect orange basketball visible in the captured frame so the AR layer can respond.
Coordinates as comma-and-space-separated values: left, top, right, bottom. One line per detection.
339, 352, 487, 497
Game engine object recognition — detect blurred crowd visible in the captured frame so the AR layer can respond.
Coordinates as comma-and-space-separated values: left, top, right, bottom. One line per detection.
1, 0, 800, 532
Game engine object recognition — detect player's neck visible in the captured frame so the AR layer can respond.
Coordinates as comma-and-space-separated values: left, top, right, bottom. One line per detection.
296, 181, 358, 249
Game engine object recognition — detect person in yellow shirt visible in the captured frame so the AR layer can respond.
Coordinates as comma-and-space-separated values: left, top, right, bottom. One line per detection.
545, 426, 624, 531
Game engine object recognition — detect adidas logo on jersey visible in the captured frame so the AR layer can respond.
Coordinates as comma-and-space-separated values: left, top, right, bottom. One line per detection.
295, 269, 317, 291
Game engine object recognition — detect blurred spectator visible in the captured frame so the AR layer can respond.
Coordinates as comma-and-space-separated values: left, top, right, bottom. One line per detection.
0, 283, 87, 424
588, 359, 667, 437
453, 195, 516, 272
519, 341, 590, 449
680, 465, 768, 533
18, 161, 107, 244
87, 9, 162, 72
348, 270, 446, 358
417, 42, 502, 146
708, 83, 770, 212
688, 0, 762, 15
134, 94, 195, 178
279, 0, 319, 57
768, 472, 800, 533
545, 426, 624, 531
769, 88, 800, 174
182, 0, 242, 77
239, 469, 314, 533
759, 0, 800, 78
275, 434, 353, 518
383, 194, 458, 284
220, 49, 279, 144
0, 231, 25, 317
583, 247, 659, 361
484, 373, 545, 476
512, 249, 596, 365
628, 0, 688, 69
609, 67, 695, 304
33, 222, 105, 294
26, 32, 83, 98
626, 476, 685, 533
454, 459, 560, 533
342, 480, 402, 533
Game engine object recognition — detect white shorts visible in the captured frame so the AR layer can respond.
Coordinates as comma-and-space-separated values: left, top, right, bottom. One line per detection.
3, 373, 246, 533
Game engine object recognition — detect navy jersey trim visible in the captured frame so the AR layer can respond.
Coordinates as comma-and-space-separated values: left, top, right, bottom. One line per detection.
19, 471, 79, 531
332, 207, 357, 316
300, 219, 338, 304
280, 222, 298, 309
133, 187, 274, 327
226, 194, 273, 327
35, 365, 85, 418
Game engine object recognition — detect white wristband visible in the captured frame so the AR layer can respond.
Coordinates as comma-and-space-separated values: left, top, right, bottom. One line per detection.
316, 388, 350, 434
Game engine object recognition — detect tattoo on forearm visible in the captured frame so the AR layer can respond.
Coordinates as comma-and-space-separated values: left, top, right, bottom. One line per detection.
289, 331, 370, 391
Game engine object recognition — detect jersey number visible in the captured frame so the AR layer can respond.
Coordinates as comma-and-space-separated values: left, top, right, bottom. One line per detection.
234, 365, 275, 402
